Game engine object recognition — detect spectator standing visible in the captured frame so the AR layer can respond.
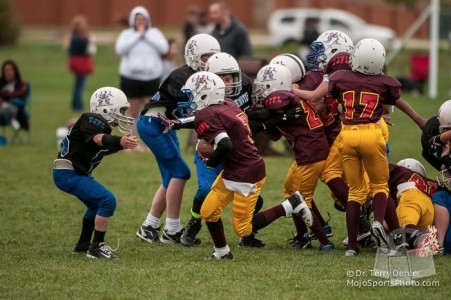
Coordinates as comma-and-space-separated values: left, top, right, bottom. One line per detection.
183, 5, 201, 46
64, 15, 96, 112
196, 10, 214, 35
115, 6, 169, 151
209, 0, 253, 59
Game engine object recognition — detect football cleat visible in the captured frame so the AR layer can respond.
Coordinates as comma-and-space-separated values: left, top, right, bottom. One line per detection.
160, 229, 183, 244
180, 218, 202, 247
205, 251, 234, 260
136, 224, 160, 243
303, 222, 333, 240
238, 233, 266, 248
287, 234, 312, 249
414, 225, 440, 256
344, 249, 358, 257
370, 221, 390, 249
86, 242, 118, 259
71, 242, 91, 253
319, 242, 334, 252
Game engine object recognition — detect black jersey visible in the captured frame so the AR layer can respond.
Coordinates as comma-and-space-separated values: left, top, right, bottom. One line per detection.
421, 116, 442, 171
232, 72, 253, 112
57, 113, 121, 175
141, 65, 196, 120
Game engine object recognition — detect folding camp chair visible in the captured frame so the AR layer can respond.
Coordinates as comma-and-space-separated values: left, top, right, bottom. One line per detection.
0, 82, 32, 145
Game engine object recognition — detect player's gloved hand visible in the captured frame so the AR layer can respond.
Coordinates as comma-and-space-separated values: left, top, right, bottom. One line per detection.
205, 158, 219, 169
248, 119, 266, 132
282, 107, 302, 121
158, 113, 181, 134
428, 135, 444, 154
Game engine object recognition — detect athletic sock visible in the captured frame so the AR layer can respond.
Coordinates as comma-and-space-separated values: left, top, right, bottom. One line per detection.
143, 213, 160, 228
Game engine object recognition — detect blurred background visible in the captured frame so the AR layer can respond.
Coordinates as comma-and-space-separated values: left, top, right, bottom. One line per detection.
1, 0, 451, 152
5, 0, 451, 39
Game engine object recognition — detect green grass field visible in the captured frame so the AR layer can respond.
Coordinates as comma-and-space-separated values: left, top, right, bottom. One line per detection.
0, 29, 450, 299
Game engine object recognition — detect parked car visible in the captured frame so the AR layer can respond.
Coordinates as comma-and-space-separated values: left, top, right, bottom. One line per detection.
268, 8, 397, 48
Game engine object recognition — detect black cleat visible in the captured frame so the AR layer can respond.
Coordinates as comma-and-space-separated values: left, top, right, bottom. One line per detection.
180, 218, 202, 247
238, 233, 266, 248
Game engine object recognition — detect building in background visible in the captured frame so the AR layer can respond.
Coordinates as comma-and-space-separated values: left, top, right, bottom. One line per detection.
10, 0, 444, 39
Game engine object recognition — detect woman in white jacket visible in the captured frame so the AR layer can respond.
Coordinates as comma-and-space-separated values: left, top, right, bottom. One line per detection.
115, 6, 169, 150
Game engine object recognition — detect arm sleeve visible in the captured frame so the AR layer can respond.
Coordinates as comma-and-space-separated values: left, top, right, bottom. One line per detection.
206, 137, 233, 168
143, 28, 170, 55
115, 30, 142, 55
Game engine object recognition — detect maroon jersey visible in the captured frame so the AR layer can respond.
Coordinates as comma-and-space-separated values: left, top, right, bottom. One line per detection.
262, 90, 329, 165
325, 52, 351, 74
322, 53, 352, 145
294, 69, 323, 90
388, 163, 439, 202
294, 69, 339, 146
328, 70, 401, 125
194, 99, 265, 183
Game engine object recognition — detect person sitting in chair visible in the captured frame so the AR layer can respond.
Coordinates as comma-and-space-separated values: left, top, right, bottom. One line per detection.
0, 59, 30, 131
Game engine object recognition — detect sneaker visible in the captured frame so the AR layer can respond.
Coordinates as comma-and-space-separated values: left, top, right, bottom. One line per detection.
71, 242, 91, 253
359, 235, 377, 248
86, 242, 117, 259
345, 249, 358, 256
238, 233, 266, 248
414, 225, 440, 256
180, 218, 202, 247
303, 222, 333, 240
343, 231, 372, 246
288, 191, 313, 227
287, 234, 312, 249
370, 221, 390, 248
319, 242, 334, 252
160, 229, 182, 244
136, 224, 160, 243
205, 251, 234, 260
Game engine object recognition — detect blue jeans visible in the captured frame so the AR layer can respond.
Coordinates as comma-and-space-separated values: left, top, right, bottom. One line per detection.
72, 75, 86, 111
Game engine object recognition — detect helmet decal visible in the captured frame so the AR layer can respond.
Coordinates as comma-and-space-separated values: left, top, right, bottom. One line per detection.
262, 66, 277, 81
95, 90, 113, 107
182, 71, 225, 112
186, 39, 198, 56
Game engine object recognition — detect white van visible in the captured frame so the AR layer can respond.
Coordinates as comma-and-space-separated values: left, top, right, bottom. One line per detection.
268, 8, 396, 48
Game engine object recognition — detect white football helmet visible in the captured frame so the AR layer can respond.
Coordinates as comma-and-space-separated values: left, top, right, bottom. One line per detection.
350, 38, 386, 75
397, 158, 426, 177
269, 53, 305, 83
252, 64, 292, 105
437, 99, 451, 133
181, 71, 225, 112
184, 33, 221, 71
205, 52, 242, 97
89, 86, 133, 133
306, 30, 353, 69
